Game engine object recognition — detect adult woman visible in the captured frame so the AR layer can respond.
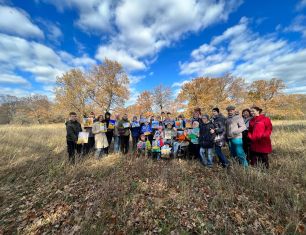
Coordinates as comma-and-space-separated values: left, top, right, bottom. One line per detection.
242, 109, 252, 162
92, 115, 109, 158
248, 106, 273, 169
118, 114, 131, 154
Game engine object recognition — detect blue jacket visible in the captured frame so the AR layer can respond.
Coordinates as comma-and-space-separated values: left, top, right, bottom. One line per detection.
131, 125, 141, 137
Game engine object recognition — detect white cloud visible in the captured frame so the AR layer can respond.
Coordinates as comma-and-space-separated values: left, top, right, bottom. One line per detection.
41, 0, 242, 71
0, 33, 96, 89
0, 5, 44, 38
180, 17, 306, 89
285, 15, 306, 38
0, 74, 30, 85
284, 86, 306, 94
0, 86, 31, 97
39, 0, 114, 33
296, 0, 306, 11
96, 46, 146, 71
125, 86, 140, 107
172, 80, 189, 88
129, 75, 145, 84
37, 19, 63, 43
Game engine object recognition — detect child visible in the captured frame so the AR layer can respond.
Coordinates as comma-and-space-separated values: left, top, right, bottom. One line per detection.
174, 114, 185, 130
131, 116, 141, 151
153, 125, 164, 140
151, 135, 164, 160
187, 121, 200, 159
173, 129, 188, 157
66, 112, 82, 164
92, 115, 109, 159
199, 115, 215, 167
136, 134, 147, 157
163, 112, 173, 128
164, 122, 177, 145
141, 119, 153, 143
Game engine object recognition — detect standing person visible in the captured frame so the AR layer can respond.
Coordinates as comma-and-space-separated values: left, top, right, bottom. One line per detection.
225, 105, 248, 167
187, 121, 200, 160
163, 112, 173, 127
192, 107, 202, 123
211, 108, 230, 168
242, 109, 252, 162
199, 115, 215, 167
248, 107, 273, 169
118, 114, 131, 154
141, 119, 153, 144
160, 111, 166, 122
131, 116, 141, 151
104, 111, 113, 154
113, 114, 121, 153
66, 112, 82, 164
92, 115, 109, 158
83, 112, 95, 155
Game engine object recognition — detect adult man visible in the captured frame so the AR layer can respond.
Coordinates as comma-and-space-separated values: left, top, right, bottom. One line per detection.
211, 107, 230, 168
225, 105, 248, 167
66, 112, 82, 164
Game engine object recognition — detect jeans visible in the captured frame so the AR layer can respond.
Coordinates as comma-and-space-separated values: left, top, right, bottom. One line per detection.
114, 136, 120, 153
172, 142, 181, 157
214, 145, 229, 167
228, 138, 248, 167
199, 148, 213, 166
67, 140, 82, 164
152, 152, 161, 160
95, 148, 106, 158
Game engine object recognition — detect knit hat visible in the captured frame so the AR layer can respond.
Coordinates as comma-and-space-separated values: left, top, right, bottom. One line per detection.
201, 114, 209, 120
212, 107, 219, 113
226, 105, 236, 111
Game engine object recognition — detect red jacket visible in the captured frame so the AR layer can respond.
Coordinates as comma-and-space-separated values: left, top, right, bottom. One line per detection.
248, 114, 272, 153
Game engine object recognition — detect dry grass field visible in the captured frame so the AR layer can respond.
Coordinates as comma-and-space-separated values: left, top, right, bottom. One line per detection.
0, 121, 306, 234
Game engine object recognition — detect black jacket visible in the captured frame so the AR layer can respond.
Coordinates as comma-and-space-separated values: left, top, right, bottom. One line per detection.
211, 114, 226, 135
105, 112, 114, 134
199, 121, 215, 148
66, 120, 82, 142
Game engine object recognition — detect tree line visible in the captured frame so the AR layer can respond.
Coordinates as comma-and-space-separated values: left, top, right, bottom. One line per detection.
1, 58, 306, 124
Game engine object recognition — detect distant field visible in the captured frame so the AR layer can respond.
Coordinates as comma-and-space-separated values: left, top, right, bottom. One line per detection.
0, 120, 306, 234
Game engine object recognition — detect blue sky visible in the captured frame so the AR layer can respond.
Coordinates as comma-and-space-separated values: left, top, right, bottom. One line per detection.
0, 0, 306, 105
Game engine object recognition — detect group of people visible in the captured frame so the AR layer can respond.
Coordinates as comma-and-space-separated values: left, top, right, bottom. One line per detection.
65, 105, 273, 169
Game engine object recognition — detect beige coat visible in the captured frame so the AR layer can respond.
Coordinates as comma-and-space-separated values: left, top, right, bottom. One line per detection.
92, 122, 109, 149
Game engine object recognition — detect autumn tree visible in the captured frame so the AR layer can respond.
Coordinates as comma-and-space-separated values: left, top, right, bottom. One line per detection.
88, 58, 130, 112
55, 69, 89, 116
136, 90, 153, 115
177, 75, 247, 115
0, 95, 19, 124
247, 78, 285, 114
153, 85, 172, 112
21, 95, 51, 124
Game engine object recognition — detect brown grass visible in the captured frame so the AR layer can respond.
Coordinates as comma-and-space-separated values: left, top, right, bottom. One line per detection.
0, 121, 306, 234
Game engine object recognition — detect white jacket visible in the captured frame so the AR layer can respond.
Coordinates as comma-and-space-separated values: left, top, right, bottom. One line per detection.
92, 122, 109, 149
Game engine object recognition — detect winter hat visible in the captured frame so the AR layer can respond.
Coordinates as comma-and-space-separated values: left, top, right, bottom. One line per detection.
212, 107, 219, 113
226, 105, 236, 111
201, 114, 210, 120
